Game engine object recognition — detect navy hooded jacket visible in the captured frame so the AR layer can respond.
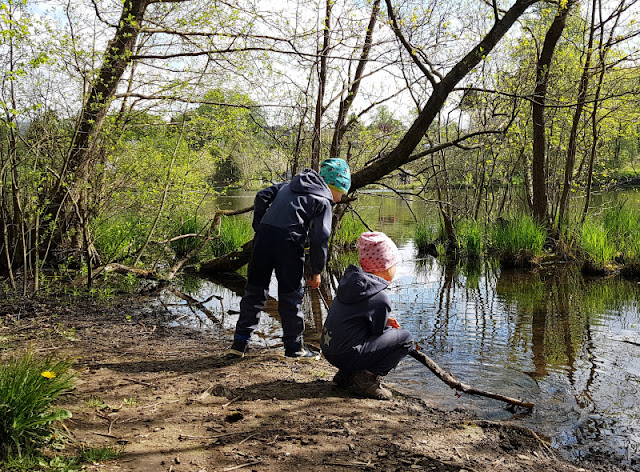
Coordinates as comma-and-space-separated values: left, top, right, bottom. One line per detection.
253, 169, 333, 275
322, 264, 391, 356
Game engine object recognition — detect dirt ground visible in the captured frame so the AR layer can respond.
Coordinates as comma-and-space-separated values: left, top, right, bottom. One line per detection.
0, 295, 627, 472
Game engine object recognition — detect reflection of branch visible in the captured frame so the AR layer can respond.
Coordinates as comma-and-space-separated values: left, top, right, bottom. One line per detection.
166, 286, 220, 324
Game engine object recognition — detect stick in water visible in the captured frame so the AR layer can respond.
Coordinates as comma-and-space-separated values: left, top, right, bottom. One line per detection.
409, 349, 535, 410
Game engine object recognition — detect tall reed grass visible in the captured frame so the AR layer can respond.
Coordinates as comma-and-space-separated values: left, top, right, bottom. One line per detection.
333, 213, 368, 248
489, 214, 546, 264
207, 217, 253, 257
455, 220, 484, 258
580, 220, 617, 267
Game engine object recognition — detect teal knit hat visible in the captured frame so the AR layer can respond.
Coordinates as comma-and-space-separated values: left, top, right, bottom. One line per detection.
319, 158, 351, 194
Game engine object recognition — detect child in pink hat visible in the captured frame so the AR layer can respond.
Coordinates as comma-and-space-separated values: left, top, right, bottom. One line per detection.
321, 231, 415, 400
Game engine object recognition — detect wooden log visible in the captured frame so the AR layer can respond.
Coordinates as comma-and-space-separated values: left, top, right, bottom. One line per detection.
409, 349, 535, 410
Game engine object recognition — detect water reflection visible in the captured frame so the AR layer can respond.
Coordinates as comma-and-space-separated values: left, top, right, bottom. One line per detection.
390, 254, 640, 469
165, 189, 640, 469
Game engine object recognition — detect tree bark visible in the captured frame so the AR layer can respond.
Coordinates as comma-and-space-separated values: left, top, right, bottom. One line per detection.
311, 0, 332, 171
558, 0, 595, 227
329, 0, 381, 160
531, 1, 574, 226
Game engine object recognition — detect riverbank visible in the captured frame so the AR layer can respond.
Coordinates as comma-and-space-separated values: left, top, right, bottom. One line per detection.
0, 295, 626, 472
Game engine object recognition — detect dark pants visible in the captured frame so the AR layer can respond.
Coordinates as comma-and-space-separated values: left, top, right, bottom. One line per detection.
323, 328, 414, 376
234, 225, 305, 348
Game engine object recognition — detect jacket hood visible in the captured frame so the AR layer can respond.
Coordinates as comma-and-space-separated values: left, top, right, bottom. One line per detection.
336, 264, 389, 304
290, 169, 333, 200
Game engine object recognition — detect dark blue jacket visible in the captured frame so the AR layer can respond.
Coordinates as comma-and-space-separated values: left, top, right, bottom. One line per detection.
253, 170, 333, 275
322, 264, 391, 356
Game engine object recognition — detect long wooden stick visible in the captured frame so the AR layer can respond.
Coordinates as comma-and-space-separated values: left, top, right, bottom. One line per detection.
409, 350, 535, 410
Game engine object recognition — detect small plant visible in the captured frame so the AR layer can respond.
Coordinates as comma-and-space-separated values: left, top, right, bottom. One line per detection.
122, 397, 137, 406
0, 352, 74, 459
79, 444, 122, 463
86, 396, 105, 408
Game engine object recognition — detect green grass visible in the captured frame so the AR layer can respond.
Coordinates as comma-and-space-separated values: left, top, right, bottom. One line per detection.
414, 221, 439, 253
580, 220, 617, 267
455, 219, 484, 258
78, 445, 122, 463
333, 213, 368, 248
207, 217, 253, 257
490, 214, 546, 260
0, 352, 74, 459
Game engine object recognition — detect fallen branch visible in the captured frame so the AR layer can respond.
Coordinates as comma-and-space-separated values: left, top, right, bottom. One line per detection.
409, 349, 535, 410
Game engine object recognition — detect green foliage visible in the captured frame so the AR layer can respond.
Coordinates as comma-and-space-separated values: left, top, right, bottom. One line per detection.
455, 219, 484, 259
91, 215, 148, 263
490, 214, 546, 259
580, 220, 617, 267
0, 352, 73, 459
169, 215, 202, 257
414, 221, 439, 253
207, 217, 252, 258
333, 213, 368, 248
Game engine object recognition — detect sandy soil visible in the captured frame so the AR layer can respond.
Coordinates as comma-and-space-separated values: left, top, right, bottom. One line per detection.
0, 295, 626, 472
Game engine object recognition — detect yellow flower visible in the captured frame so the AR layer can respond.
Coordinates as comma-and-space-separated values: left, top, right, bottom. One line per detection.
41, 371, 56, 379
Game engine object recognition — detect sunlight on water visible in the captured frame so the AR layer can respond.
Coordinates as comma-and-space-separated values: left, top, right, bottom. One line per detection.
164, 189, 640, 470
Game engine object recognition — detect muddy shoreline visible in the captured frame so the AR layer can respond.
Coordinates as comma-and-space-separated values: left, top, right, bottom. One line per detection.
0, 295, 626, 472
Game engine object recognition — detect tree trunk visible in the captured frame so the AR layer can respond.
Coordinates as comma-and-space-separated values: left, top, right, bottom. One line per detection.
531, 1, 574, 226
329, 0, 380, 160
43, 0, 150, 258
311, 0, 332, 171
558, 0, 595, 227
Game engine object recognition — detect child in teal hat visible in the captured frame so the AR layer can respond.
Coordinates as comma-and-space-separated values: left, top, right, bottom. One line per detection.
227, 159, 351, 359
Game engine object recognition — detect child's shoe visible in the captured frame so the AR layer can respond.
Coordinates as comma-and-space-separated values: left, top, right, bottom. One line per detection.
351, 370, 392, 400
332, 369, 354, 389
224, 339, 248, 359
284, 344, 321, 360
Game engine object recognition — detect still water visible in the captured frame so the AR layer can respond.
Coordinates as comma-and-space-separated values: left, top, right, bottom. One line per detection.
165, 189, 640, 469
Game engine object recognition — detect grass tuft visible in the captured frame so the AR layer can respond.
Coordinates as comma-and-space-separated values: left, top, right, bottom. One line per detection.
0, 352, 74, 460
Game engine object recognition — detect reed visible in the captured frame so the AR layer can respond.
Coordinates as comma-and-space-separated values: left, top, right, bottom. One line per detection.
490, 214, 546, 265
414, 221, 439, 254
580, 220, 617, 267
455, 219, 484, 259
207, 217, 253, 257
333, 213, 368, 248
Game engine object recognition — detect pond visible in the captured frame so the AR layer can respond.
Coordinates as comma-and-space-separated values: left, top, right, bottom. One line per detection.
164, 189, 640, 470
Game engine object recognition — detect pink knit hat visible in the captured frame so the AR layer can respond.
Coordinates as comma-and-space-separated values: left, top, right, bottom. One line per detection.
357, 231, 398, 273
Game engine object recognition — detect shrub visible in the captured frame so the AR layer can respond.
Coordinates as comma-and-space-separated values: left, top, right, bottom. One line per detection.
0, 352, 74, 459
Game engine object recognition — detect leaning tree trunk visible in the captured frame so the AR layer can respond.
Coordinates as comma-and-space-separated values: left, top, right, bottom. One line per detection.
42, 0, 150, 259
350, 0, 538, 192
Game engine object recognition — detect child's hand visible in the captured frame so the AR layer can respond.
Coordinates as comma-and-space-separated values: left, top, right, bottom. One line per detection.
386, 317, 400, 329
306, 274, 321, 289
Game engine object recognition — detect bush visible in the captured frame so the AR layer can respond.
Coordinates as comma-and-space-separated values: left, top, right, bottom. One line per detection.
0, 352, 74, 459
